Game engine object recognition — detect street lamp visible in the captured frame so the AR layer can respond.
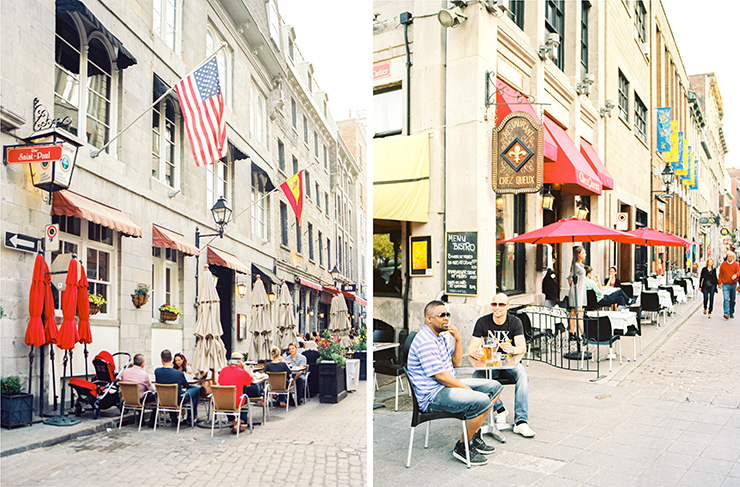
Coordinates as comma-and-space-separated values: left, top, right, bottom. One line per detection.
651, 162, 676, 200
541, 185, 554, 211
330, 265, 341, 289
194, 196, 233, 306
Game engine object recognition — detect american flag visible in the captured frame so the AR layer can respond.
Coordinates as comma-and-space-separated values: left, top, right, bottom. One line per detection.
175, 57, 226, 167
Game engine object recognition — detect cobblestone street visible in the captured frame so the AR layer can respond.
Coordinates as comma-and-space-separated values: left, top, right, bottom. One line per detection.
1, 384, 367, 486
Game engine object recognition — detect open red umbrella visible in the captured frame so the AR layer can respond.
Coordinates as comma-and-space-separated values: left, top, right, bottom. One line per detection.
57, 258, 79, 351
623, 227, 687, 247
501, 217, 634, 244
24, 255, 46, 348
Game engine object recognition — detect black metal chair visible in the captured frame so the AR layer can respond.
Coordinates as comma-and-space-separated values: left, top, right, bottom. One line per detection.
404, 367, 471, 468
374, 332, 417, 411
583, 316, 621, 372
640, 291, 667, 327
520, 311, 550, 365
612, 313, 642, 361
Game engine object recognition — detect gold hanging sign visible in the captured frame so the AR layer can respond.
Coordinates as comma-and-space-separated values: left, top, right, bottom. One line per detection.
492, 111, 543, 194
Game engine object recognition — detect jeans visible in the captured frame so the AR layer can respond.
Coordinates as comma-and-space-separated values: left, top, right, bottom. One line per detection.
426, 378, 502, 420
599, 289, 632, 307
294, 375, 306, 404
723, 283, 737, 317
703, 285, 716, 313
181, 385, 201, 417
473, 362, 529, 423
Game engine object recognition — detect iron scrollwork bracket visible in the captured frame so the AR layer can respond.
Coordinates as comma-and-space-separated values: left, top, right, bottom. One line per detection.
32, 98, 72, 133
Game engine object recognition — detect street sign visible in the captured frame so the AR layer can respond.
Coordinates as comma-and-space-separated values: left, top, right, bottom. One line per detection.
4, 232, 41, 253
616, 212, 628, 230
45, 223, 60, 252
4, 143, 63, 165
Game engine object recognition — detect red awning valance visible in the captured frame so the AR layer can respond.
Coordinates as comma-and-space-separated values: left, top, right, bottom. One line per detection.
152, 224, 199, 256
496, 79, 557, 161
206, 246, 249, 274
580, 138, 614, 190
52, 190, 142, 237
543, 117, 602, 196
299, 277, 322, 291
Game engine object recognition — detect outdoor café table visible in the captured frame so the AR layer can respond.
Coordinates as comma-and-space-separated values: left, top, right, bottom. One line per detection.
345, 358, 360, 392
647, 276, 666, 289
671, 285, 687, 304
656, 290, 673, 310
372, 342, 400, 409
585, 310, 637, 363
456, 355, 517, 440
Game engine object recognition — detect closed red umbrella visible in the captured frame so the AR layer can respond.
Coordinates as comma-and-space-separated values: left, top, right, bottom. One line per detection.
43, 260, 58, 345
76, 264, 92, 345
624, 227, 687, 247
501, 217, 634, 244
57, 258, 79, 351
24, 255, 46, 347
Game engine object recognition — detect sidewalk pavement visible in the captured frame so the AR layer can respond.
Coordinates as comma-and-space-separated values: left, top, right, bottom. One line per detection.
374, 294, 740, 486
1, 380, 367, 486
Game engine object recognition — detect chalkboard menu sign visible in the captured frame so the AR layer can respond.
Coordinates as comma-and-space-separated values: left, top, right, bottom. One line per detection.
445, 231, 478, 296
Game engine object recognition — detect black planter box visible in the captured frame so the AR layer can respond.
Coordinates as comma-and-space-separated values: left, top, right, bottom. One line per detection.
318, 361, 347, 404
355, 351, 367, 381
1, 393, 33, 429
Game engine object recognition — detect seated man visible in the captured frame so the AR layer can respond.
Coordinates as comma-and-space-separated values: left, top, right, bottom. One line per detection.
584, 266, 634, 308
283, 343, 307, 405
407, 300, 503, 466
219, 352, 254, 433
154, 349, 200, 423
120, 353, 156, 427
468, 294, 535, 438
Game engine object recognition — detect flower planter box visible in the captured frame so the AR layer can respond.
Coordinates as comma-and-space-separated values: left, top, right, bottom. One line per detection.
1, 393, 33, 429
354, 351, 367, 381
132, 294, 149, 308
317, 361, 347, 404
89, 304, 101, 315
160, 311, 178, 322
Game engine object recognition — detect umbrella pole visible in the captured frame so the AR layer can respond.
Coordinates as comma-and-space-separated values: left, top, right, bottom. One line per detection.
28, 346, 35, 395
43, 350, 80, 426
83, 344, 89, 380
69, 348, 75, 409
50, 346, 58, 412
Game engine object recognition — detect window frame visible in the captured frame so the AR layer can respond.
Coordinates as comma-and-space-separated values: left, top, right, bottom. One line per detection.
507, 0, 525, 30
634, 0, 647, 43
373, 85, 403, 138
249, 82, 267, 146
151, 87, 180, 188
634, 93, 647, 142
206, 25, 232, 109
152, 0, 181, 52
206, 154, 231, 211
308, 222, 314, 261
545, 0, 565, 71
280, 201, 289, 247
581, 1, 589, 73
151, 247, 181, 322
252, 170, 270, 241
618, 70, 630, 122
277, 139, 285, 172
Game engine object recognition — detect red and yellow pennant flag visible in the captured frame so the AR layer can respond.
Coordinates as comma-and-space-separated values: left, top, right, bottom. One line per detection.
281, 170, 304, 226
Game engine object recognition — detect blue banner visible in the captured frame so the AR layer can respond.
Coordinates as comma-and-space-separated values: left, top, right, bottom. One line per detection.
680, 147, 693, 181
672, 132, 684, 173
657, 108, 671, 152
689, 157, 698, 190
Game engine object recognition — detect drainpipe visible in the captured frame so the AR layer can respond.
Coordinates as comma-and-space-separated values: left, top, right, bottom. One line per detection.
401, 11, 413, 331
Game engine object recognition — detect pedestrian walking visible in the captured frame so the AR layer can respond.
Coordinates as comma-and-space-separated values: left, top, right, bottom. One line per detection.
699, 258, 718, 318
718, 251, 740, 319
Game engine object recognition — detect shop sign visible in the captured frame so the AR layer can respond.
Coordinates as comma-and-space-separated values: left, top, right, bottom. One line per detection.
4, 143, 63, 165
492, 111, 543, 194
445, 231, 477, 296
373, 62, 391, 80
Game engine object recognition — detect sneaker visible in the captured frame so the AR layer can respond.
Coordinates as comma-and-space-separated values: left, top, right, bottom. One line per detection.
471, 431, 496, 455
703, 309, 707, 315
708, 314, 711, 318
452, 440, 488, 466
513, 423, 536, 438
494, 408, 508, 425
724, 314, 729, 320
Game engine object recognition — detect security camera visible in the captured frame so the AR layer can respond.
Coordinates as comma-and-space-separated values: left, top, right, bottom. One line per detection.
604, 99, 616, 109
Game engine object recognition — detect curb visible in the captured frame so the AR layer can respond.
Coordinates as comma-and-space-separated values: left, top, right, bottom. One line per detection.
0, 417, 120, 458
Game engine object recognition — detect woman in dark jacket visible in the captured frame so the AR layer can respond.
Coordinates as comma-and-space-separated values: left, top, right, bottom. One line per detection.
603, 266, 622, 288
699, 258, 718, 318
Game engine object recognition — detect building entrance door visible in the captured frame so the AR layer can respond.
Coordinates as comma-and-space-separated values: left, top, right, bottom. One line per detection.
211, 265, 233, 358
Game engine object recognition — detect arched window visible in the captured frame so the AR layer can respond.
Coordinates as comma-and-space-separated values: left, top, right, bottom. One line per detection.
206, 25, 231, 108
54, 16, 81, 135
86, 37, 111, 148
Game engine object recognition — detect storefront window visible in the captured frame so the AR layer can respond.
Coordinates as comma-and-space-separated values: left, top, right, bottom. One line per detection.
496, 194, 525, 294
373, 222, 402, 297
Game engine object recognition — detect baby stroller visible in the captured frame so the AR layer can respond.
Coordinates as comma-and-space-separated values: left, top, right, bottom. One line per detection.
69, 351, 131, 419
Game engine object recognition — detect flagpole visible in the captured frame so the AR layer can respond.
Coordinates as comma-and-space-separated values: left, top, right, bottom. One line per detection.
90, 43, 228, 158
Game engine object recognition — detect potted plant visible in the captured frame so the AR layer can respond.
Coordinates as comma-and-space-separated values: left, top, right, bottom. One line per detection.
352, 323, 367, 381
316, 330, 348, 404
131, 283, 150, 308
158, 303, 183, 322
88, 294, 106, 315
1, 376, 33, 429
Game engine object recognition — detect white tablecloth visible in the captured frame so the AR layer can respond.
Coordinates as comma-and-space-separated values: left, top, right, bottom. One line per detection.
345, 359, 360, 392
647, 276, 666, 289
585, 310, 638, 333
657, 290, 673, 309
671, 285, 687, 303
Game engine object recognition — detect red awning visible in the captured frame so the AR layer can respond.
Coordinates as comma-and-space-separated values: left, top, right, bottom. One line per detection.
152, 224, 199, 256
206, 246, 249, 274
580, 138, 614, 190
496, 79, 557, 161
353, 295, 367, 306
322, 285, 340, 294
543, 118, 602, 196
52, 190, 142, 237
299, 277, 323, 291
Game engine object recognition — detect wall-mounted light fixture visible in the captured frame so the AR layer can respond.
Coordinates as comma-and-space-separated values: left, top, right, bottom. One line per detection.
576, 73, 595, 95
308, 307, 315, 316
576, 198, 590, 220
538, 33, 560, 61
319, 312, 325, 319
237, 283, 248, 297
541, 185, 555, 211
267, 290, 277, 303
438, 6, 467, 28
599, 99, 616, 118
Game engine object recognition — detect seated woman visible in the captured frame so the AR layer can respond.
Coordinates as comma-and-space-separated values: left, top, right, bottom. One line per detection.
603, 266, 622, 288
173, 353, 195, 381
585, 266, 634, 308
265, 347, 292, 407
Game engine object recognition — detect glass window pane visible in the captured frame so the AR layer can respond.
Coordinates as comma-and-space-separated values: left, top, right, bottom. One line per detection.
99, 251, 109, 282
87, 249, 98, 280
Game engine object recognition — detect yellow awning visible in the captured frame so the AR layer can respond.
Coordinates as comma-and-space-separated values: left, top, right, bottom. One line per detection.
373, 134, 430, 222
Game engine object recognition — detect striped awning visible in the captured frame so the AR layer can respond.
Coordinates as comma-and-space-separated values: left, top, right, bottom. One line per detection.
152, 224, 199, 256
206, 246, 249, 274
51, 190, 142, 238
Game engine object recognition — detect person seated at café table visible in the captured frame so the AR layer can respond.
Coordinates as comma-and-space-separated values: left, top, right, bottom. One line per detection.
603, 266, 622, 288
219, 353, 254, 433
120, 353, 157, 427
297, 340, 306, 355
154, 349, 200, 423
173, 353, 195, 380
283, 343, 306, 405
265, 347, 292, 407
468, 293, 536, 439
407, 300, 503, 466
584, 266, 634, 309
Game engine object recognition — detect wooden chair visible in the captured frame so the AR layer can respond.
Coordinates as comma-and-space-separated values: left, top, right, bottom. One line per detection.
404, 367, 471, 468
118, 382, 155, 431
210, 385, 252, 437
153, 383, 193, 433
265, 372, 297, 413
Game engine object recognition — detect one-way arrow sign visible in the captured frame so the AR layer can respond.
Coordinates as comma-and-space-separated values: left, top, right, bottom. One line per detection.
5, 232, 41, 253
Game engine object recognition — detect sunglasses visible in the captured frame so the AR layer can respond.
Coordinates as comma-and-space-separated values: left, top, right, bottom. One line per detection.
491, 302, 508, 307
428, 312, 452, 318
